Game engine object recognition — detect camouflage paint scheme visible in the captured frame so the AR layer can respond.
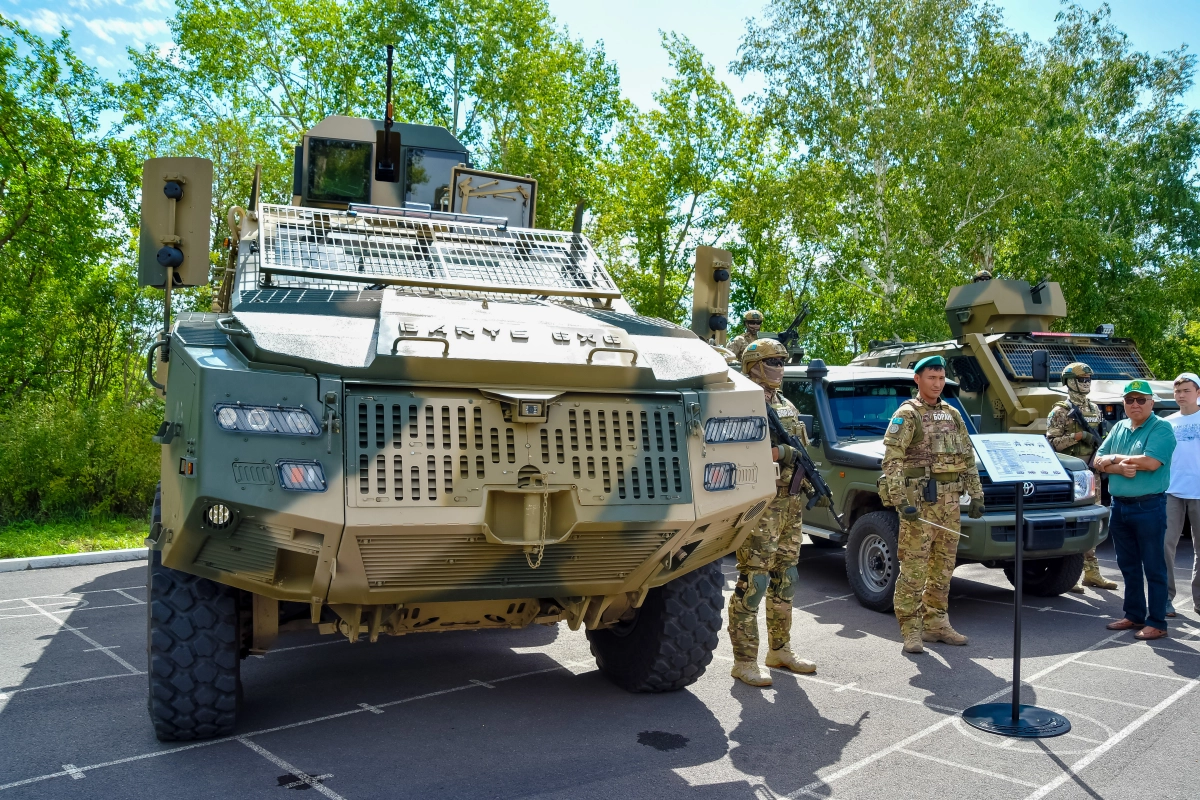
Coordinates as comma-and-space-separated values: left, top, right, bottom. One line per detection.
881, 398, 982, 635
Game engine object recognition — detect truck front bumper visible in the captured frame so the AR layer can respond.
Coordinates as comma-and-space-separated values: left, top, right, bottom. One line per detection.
959, 504, 1109, 562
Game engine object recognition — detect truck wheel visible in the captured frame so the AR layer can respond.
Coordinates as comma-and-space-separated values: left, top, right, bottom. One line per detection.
806, 535, 844, 550
147, 486, 242, 741
845, 511, 900, 613
1003, 554, 1085, 598
587, 561, 724, 692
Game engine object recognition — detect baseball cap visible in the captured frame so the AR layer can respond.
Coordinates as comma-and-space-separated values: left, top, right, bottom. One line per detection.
1123, 379, 1154, 396
913, 355, 946, 374
1174, 372, 1200, 389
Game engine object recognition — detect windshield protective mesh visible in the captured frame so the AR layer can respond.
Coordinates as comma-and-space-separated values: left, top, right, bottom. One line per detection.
252, 203, 619, 298
996, 339, 1153, 380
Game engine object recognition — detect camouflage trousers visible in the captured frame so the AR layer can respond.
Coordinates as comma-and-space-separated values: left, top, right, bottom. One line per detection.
894, 495, 960, 637
1084, 549, 1100, 573
728, 492, 804, 662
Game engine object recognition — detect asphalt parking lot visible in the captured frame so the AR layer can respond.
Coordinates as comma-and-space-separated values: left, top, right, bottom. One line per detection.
3, 539, 1199, 800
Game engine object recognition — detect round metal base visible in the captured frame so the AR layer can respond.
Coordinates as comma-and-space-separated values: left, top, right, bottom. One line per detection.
962, 704, 1071, 738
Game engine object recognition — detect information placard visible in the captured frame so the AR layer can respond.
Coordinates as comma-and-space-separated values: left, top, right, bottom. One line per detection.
969, 434, 1069, 483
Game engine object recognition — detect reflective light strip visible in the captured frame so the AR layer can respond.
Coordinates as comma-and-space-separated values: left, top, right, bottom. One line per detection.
703, 462, 736, 491
214, 404, 320, 436
277, 460, 327, 492
704, 416, 767, 444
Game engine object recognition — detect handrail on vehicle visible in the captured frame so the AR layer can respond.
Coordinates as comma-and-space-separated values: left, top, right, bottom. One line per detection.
391, 336, 451, 357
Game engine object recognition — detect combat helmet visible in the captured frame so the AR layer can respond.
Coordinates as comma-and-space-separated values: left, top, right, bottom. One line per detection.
743, 309, 764, 324
742, 337, 788, 369
1061, 362, 1094, 382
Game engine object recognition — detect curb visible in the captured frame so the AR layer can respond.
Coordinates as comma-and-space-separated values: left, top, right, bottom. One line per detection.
0, 548, 148, 574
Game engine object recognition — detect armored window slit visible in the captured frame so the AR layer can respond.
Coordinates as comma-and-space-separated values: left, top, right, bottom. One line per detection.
358, 454, 369, 494
411, 466, 421, 500
441, 406, 451, 449
672, 457, 682, 492
375, 404, 384, 448
653, 411, 664, 451
569, 409, 579, 450
602, 457, 611, 493
476, 455, 485, 478
572, 456, 581, 479
358, 403, 367, 448
457, 407, 467, 450
506, 428, 515, 463
425, 406, 434, 448
490, 428, 500, 463
658, 456, 668, 493
459, 455, 468, 479
616, 457, 626, 498
443, 455, 453, 492
427, 455, 437, 498
540, 429, 550, 463
598, 413, 608, 451
376, 454, 386, 494
583, 410, 594, 451
667, 411, 678, 451
555, 430, 565, 462
392, 405, 403, 447
587, 456, 595, 479
393, 455, 403, 499
640, 410, 650, 451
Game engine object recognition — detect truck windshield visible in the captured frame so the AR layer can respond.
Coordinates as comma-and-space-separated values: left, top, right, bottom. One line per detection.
825, 382, 977, 438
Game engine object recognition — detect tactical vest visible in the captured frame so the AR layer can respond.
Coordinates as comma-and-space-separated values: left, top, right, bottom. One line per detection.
1051, 400, 1102, 460
768, 393, 805, 488
896, 398, 972, 474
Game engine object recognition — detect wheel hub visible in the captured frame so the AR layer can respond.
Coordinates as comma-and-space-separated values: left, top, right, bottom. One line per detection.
860, 533, 893, 593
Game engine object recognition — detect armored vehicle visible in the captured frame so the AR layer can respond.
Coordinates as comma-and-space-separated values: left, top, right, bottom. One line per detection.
139, 115, 776, 741
778, 361, 1107, 610
851, 277, 1177, 434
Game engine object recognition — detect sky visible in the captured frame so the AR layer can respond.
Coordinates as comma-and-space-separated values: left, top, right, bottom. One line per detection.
7, 0, 1200, 110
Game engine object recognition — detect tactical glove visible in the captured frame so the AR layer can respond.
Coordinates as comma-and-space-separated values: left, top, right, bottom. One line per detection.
968, 496, 985, 519
901, 506, 920, 522
814, 494, 832, 509
1080, 431, 1099, 448
775, 443, 796, 467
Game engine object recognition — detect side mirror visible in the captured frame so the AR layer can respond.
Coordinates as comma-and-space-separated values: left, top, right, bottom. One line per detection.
1031, 349, 1049, 383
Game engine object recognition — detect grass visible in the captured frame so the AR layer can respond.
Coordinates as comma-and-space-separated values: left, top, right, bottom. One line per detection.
0, 517, 149, 559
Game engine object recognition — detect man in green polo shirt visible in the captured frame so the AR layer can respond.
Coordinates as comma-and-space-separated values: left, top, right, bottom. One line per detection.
1094, 380, 1178, 640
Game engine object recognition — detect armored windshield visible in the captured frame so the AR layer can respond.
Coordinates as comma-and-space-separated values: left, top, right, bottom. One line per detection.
307, 139, 373, 204
824, 381, 976, 438
994, 337, 1153, 381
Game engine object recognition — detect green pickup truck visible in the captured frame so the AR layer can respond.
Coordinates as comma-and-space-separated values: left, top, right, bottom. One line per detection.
780, 359, 1109, 611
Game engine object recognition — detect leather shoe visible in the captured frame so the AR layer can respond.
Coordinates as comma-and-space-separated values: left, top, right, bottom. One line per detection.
1106, 619, 1143, 631
1134, 627, 1168, 641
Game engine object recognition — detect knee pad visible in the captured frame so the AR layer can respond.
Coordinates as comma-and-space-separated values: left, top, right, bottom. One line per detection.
740, 572, 769, 611
778, 566, 799, 602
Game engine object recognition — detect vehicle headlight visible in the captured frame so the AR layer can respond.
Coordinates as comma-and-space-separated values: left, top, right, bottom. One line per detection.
704, 416, 767, 444
703, 462, 737, 491
1072, 469, 1095, 501
277, 460, 327, 492
214, 403, 320, 436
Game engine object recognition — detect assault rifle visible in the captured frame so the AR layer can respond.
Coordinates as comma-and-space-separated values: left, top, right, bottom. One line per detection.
1066, 401, 1102, 467
766, 405, 849, 534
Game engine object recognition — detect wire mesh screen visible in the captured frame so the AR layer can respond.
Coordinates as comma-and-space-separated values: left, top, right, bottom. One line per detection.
996, 339, 1153, 380
252, 204, 620, 298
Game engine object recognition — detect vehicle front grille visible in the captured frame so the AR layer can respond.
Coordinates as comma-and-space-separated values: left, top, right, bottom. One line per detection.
357, 529, 669, 590
981, 478, 1073, 510
990, 516, 1096, 542
346, 390, 691, 507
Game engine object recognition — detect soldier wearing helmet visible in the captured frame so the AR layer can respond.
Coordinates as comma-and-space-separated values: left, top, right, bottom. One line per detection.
728, 310, 764, 360
1046, 362, 1117, 592
728, 338, 818, 686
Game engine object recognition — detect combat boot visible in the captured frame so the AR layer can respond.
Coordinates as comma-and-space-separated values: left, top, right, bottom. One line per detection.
731, 660, 773, 686
1082, 566, 1117, 590
1068, 583, 1085, 594
765, 648, 816, 674
902, 631, 925, 654
923, 625, 968, 645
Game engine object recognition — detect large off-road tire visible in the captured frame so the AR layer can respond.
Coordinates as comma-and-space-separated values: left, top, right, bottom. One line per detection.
146, 485, 242, 741
587, 561, 724, 692
845, 510, 900, 613
1003, 554, 1085, 598
805, 535, 845, 550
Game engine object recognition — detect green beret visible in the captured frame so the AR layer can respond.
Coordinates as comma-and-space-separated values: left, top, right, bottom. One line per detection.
1123, 379, 1154, 396
913, 355, 947, 374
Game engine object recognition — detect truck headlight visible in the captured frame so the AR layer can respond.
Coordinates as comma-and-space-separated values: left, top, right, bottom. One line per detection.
1072, 469, 1095, 501
277, 460, 327, 492
703, 462, 737, 491
704, 417, 767, 444
214, 403, 320, 436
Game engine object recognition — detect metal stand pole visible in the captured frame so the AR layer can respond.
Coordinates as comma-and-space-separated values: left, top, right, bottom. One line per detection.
962, 484, 1071, 738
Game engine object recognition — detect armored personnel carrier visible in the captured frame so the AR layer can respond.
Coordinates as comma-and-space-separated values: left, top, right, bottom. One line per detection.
852, 277, 1177, 434
138, 113, 775, 741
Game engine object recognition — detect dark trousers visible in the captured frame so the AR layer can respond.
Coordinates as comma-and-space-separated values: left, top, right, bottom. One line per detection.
1110, 494, 1170, 630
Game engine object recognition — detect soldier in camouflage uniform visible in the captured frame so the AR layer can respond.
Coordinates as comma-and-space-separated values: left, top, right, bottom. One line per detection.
1046, 362, 1118, 593
728, 338, 818, 686
879, 355, 985, 654
727, 310, 763, 361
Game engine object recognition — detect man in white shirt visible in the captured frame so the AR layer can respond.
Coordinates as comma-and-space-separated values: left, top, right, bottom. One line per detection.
1164, 372, 1200, 615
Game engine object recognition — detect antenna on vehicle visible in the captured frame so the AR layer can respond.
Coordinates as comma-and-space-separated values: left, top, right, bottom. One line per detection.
375, 45, 400, 183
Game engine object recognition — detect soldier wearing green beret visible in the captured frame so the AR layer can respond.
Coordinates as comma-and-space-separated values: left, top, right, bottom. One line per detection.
728, 310, 764, 361
879, 355, 985, 654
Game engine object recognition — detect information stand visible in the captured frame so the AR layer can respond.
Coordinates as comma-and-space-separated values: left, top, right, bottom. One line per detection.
961, 435, 1073, 738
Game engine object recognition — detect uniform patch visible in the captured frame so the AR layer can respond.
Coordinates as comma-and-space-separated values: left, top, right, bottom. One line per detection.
890, 417, 904, 425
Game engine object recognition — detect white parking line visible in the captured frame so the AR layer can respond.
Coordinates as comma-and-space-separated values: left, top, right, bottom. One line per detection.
60, 765, 85, 781
1029, 685, 1151, 710
898, 748, 1040, 788
237, 738, 348, 800
1021, 678, 1200, 800
953, 594, 1112, 620
20, 599, 140, 674
1075, 661, 1195, 682
0, 672, 144, 697
357, 703, 383, 715
112, 589, 144, 604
